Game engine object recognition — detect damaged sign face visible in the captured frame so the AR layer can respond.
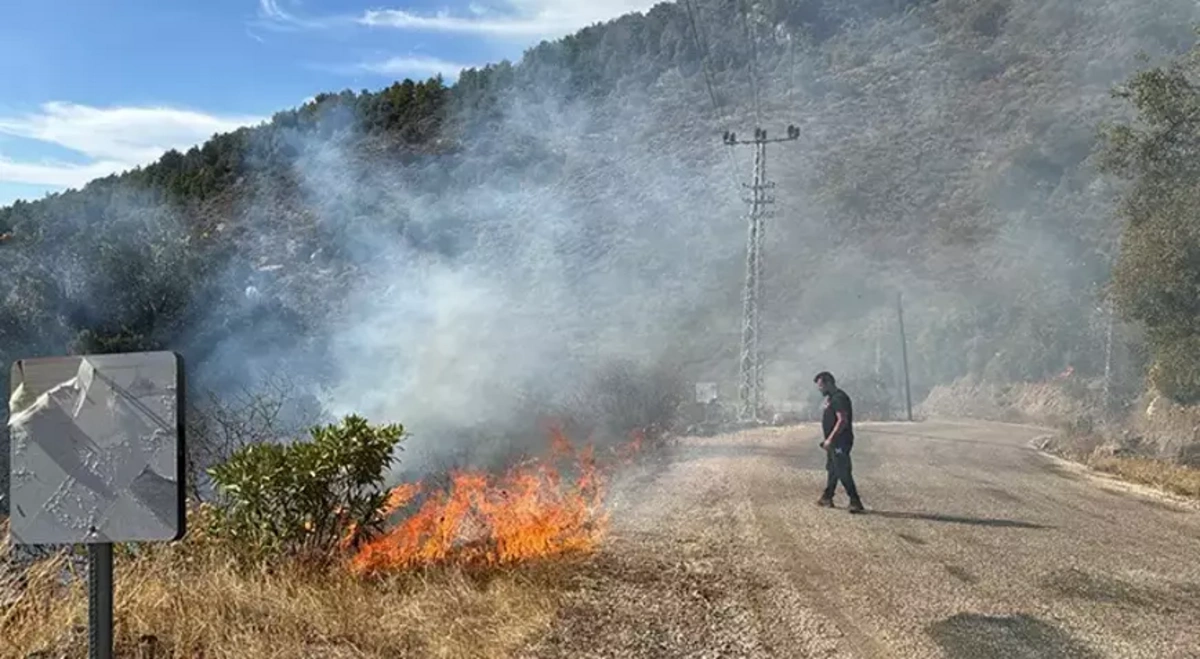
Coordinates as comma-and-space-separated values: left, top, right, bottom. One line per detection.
7, 352, 185, 545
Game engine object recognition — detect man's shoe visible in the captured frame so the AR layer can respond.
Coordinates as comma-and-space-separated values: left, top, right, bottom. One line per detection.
817, 497, 835, 508
848, 500, 865, 514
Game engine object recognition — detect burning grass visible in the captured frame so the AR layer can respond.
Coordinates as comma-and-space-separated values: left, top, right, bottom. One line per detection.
1, 426, 650, 658
350, 426, 620, 575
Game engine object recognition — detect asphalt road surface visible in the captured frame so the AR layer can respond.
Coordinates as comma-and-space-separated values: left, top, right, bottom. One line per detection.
524, 419, 1200, 659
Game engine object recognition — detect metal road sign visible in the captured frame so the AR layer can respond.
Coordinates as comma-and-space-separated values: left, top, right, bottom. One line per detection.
695, 382, 718, 405
8, 352, 185, 545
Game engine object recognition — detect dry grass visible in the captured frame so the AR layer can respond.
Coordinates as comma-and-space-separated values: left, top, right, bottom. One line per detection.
1087, 456, 1200, 500
1042, 430, 1200, 500
1, 520, 563, 659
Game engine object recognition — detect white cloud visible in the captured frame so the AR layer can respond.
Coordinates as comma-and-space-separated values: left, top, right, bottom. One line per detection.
256, 0, 307, 28
355, 55, 474, 79
258, 0, 293, 22
0, 102, 262, 190
255, 0, 347, 31
0, 157, 127, 189
359, 0, 658, 39
254, 0, 652, 40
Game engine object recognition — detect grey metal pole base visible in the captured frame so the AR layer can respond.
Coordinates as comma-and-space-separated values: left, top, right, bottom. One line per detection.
88, 543, 114, 659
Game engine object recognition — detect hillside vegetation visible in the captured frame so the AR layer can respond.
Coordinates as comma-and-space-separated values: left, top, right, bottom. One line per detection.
2, 0, 1200, 483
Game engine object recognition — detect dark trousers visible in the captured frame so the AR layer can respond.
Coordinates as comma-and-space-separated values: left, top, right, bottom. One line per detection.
823, 445, 861, 502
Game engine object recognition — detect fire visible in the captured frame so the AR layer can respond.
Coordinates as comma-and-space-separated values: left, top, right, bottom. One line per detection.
614, 427, 644, 464
349, 425, 614, 575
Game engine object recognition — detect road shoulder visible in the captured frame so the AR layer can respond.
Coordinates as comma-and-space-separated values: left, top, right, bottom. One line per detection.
1028, 436, 1200, 512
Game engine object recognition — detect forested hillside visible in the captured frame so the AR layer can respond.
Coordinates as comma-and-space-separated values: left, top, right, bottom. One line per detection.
3, 0, 1200, 483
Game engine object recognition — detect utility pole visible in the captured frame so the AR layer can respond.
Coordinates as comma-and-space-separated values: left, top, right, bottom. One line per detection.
724, 125, 800, 423
1102, 298, 1115, 418
874, 315, 883, 376
897, 292, 914, 422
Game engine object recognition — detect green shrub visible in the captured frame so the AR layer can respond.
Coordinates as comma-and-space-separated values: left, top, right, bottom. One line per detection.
206, 414, 405, 563
1146, 335, 1200, 406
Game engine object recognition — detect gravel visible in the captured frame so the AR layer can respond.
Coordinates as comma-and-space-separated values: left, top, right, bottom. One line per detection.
519, 420, 1200, 658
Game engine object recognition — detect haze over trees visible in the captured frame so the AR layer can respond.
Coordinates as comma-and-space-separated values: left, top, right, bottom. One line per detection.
2, 0, 1200, 485
1102, 42, 1200, 405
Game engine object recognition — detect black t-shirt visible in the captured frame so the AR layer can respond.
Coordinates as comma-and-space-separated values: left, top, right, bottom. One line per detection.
821, 389, 854, 448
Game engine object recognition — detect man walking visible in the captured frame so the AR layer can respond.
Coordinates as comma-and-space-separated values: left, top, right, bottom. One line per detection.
814, 371, 864, 513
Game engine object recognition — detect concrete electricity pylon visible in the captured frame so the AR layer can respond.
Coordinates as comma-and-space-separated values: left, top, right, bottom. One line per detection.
724, 125, 799, 423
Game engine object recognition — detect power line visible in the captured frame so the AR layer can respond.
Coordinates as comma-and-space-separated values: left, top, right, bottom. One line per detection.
681, 0, 743, 191
683, 0, 721, 114
738, 0, 764, 123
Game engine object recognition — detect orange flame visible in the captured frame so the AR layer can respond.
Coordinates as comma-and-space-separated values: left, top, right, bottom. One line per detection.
349, 425, 613, 575
614, 428, 644, 465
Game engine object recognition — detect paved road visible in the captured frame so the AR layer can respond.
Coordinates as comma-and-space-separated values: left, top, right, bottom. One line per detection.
526, 420, 1200, 659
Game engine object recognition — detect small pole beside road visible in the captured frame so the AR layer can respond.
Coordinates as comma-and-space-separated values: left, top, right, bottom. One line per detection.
897, 293, 914, 422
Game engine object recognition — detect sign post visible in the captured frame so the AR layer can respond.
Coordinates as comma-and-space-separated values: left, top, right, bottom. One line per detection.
7, 352, 186, 659
89, 544, 114, 658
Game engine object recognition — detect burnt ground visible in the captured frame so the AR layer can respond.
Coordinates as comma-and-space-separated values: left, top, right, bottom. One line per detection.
518, 420, 1200, 659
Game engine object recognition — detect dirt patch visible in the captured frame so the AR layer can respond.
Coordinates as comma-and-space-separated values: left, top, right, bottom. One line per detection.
520, 543, 783, 659
943, 564, 978, 585
896, 532, 927, 546
982, 486, 1023, 504
926, 613, 1102, 659
1041, 567, 1157, 610
1040, 567, 1200, 616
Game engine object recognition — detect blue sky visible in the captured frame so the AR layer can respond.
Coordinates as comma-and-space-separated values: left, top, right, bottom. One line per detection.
0, 0, 657, 207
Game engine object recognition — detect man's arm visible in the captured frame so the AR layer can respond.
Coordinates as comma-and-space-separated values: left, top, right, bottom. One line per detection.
822, 411, 847, 449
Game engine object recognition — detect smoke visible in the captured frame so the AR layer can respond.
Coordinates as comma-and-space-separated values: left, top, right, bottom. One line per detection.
266, 83, 749, 471
164, 0, 1200, 472
5, 0, 1200, 492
